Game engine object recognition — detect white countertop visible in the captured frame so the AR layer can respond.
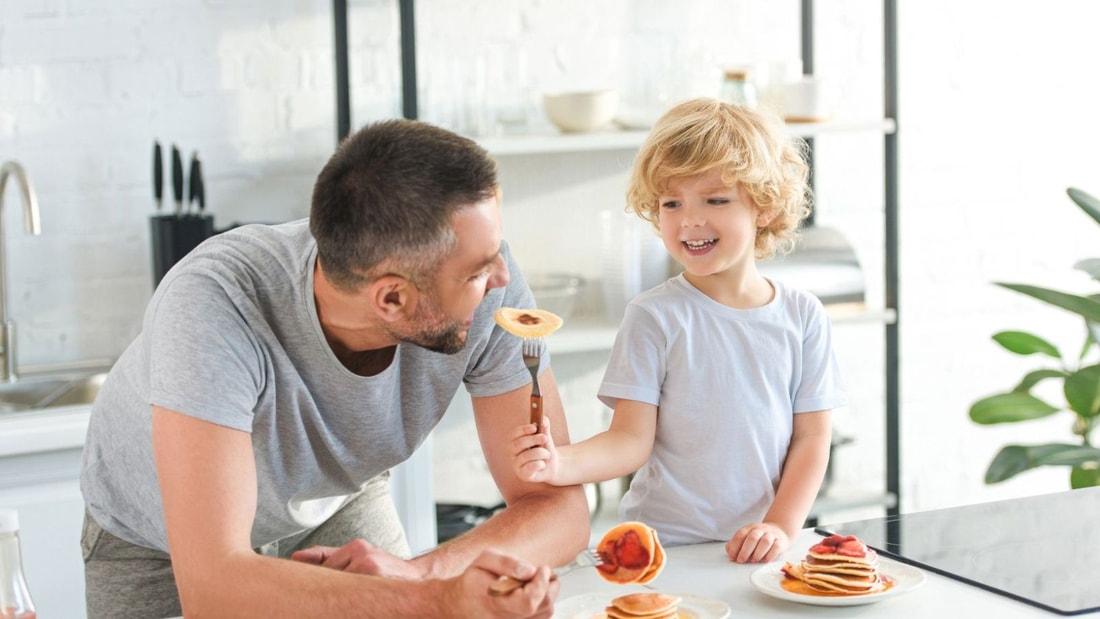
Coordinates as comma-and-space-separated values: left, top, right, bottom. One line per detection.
0, 405, 91, 457
556, 528, 1061, 618
159, 527, 1061, 619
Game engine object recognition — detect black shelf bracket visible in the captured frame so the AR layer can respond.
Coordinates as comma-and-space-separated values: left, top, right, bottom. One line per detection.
333, 0, 350, 141
333, 0, 419, 144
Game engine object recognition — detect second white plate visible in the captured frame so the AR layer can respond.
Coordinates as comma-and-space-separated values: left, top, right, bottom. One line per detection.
750, 556, 927, 607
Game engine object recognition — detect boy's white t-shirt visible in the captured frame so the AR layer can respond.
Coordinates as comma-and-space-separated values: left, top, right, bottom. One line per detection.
599, 275, 847, 546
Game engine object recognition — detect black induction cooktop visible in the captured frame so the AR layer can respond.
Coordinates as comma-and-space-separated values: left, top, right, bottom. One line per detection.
816, 486, 1100, 615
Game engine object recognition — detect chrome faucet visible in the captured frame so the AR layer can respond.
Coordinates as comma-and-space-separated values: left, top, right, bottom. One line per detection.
0, 161, 42, 382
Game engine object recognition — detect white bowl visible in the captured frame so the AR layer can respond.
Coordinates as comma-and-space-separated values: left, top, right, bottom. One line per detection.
542, 90, 619, 133
527, 272, 586, 321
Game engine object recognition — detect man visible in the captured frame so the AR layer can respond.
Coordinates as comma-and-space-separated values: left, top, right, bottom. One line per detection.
80, 119, 590, 618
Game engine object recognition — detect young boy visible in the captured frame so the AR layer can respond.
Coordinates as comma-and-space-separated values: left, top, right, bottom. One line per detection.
511, 98, 846, 564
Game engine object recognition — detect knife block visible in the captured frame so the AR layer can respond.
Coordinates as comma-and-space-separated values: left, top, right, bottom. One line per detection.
150, 214, 215, 287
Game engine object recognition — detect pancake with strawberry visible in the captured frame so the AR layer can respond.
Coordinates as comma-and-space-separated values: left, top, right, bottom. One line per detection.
781, 534, 886, 595
595, 521, 665, 585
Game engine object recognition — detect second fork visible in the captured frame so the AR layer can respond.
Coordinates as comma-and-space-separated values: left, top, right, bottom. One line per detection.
488, 548, 603, 596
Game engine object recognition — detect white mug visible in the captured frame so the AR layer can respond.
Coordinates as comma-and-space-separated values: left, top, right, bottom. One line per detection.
781, 77, 836, 122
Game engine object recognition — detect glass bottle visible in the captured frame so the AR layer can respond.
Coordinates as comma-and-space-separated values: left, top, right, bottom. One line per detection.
721, 68, 758, 108
0, 509, 36, 619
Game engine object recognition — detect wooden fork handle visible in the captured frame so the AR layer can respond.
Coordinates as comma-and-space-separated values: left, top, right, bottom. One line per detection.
488, 572, 558, 597
529, 394, 543, 426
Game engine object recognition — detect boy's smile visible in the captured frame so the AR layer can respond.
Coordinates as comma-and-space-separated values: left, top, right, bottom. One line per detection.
683, 238, 718, 254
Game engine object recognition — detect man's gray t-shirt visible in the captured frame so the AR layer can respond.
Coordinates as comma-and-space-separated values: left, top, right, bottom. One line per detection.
80, 219, 536, 552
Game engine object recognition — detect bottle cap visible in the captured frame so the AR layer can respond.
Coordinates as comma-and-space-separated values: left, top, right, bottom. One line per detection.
0, 508, 18, 533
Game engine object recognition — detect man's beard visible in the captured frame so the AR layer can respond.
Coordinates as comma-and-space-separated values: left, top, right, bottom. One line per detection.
400, 321, 466, 354
387, 290, 468, 355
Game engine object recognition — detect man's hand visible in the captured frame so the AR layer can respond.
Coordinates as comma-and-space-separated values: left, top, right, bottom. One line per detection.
291, 538, 425, 579
445, 549, 558, 619
509, 416, 560, 483
725, 522, 790, 564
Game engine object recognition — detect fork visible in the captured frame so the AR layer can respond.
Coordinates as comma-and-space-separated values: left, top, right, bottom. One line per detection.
522, 337, 544, 426
488, 548, 603, 596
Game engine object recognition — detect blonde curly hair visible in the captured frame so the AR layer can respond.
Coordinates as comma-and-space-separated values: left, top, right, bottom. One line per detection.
626, 98, 812, 259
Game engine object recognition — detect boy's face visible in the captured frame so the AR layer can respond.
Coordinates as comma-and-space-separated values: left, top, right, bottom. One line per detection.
656, 169, 768, 282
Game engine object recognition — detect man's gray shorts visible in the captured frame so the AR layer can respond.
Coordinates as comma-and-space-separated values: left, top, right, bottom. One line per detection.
81, 473, 410, 619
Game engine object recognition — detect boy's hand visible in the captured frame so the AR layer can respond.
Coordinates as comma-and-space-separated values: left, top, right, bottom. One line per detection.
725, 522, 790, 564
509, 416, 560, 483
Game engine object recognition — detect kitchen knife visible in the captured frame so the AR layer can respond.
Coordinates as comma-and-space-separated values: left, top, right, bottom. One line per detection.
153, 141, 163, 211
188, 152, 199, 214
171, 144, 184, 216
195, 157, 205, 214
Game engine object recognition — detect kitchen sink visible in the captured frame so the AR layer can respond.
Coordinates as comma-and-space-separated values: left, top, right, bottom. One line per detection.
0, 364, 111, 416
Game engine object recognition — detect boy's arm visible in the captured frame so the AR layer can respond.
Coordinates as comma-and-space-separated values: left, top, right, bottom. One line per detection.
549, 398, 658, 486
410, 367, 591, 578
764, 409, 832, 537
726, 409, 832, 563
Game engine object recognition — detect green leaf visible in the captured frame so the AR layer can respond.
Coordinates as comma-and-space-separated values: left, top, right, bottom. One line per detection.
1074, 258, 1100, 282
1014, 369, 1068, 393
1080, 327, 1097, 361
1071, 466, 1100, 488
992, 331, 1060, 358
995, 283, 1100, 324
1035, 445, 1100, 466
969, 393, 1060, 424
1068, 187, 1100, 226
1064, 365, 1100, 418
984, 443, 1100, 483
985, 446, 1030, 483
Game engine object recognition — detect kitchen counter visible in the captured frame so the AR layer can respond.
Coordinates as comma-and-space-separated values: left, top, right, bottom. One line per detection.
819, 486, 1100, 615
557, 527, 1067, 617
0, 404, 91, 457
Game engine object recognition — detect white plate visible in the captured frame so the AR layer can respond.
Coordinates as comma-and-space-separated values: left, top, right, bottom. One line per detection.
750, 556, 927, 607
554, 590, 731, 619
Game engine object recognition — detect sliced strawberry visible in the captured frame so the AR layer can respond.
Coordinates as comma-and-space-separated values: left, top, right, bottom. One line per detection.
614, 530, 652, 569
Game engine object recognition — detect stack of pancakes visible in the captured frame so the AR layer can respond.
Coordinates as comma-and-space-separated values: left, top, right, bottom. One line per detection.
781, 534, 886, 595
603, 592, 681, 619
596, 521, 665, 585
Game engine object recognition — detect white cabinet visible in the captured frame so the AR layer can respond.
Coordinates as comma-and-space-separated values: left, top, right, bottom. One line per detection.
0, 447, 87, 619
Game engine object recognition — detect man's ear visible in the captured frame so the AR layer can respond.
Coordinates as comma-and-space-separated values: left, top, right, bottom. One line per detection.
369, 275, 418, 323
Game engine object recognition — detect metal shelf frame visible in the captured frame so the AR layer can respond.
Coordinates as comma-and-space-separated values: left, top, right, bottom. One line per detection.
331, 0, 901, 529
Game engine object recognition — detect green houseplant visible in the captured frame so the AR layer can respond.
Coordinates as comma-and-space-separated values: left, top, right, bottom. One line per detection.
969, 187, 1100, 489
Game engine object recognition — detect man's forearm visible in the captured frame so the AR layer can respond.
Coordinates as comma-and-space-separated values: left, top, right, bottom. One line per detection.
413, 485, 590, 579
178, 550, 446, 618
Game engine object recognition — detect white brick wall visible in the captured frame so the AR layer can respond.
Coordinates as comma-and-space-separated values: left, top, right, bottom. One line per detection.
3, 0, 1100, 523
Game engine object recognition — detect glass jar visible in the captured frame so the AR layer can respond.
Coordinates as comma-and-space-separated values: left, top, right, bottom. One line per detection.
0, 510, 36, 619
721, 69, 758, 108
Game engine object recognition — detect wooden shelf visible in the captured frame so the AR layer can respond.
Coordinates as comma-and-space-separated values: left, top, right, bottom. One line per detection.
548, 317, 620, 356
479, 118, 897, 157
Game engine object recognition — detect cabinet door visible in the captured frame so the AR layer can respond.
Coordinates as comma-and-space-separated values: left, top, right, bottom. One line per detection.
0, 449, 87, 619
